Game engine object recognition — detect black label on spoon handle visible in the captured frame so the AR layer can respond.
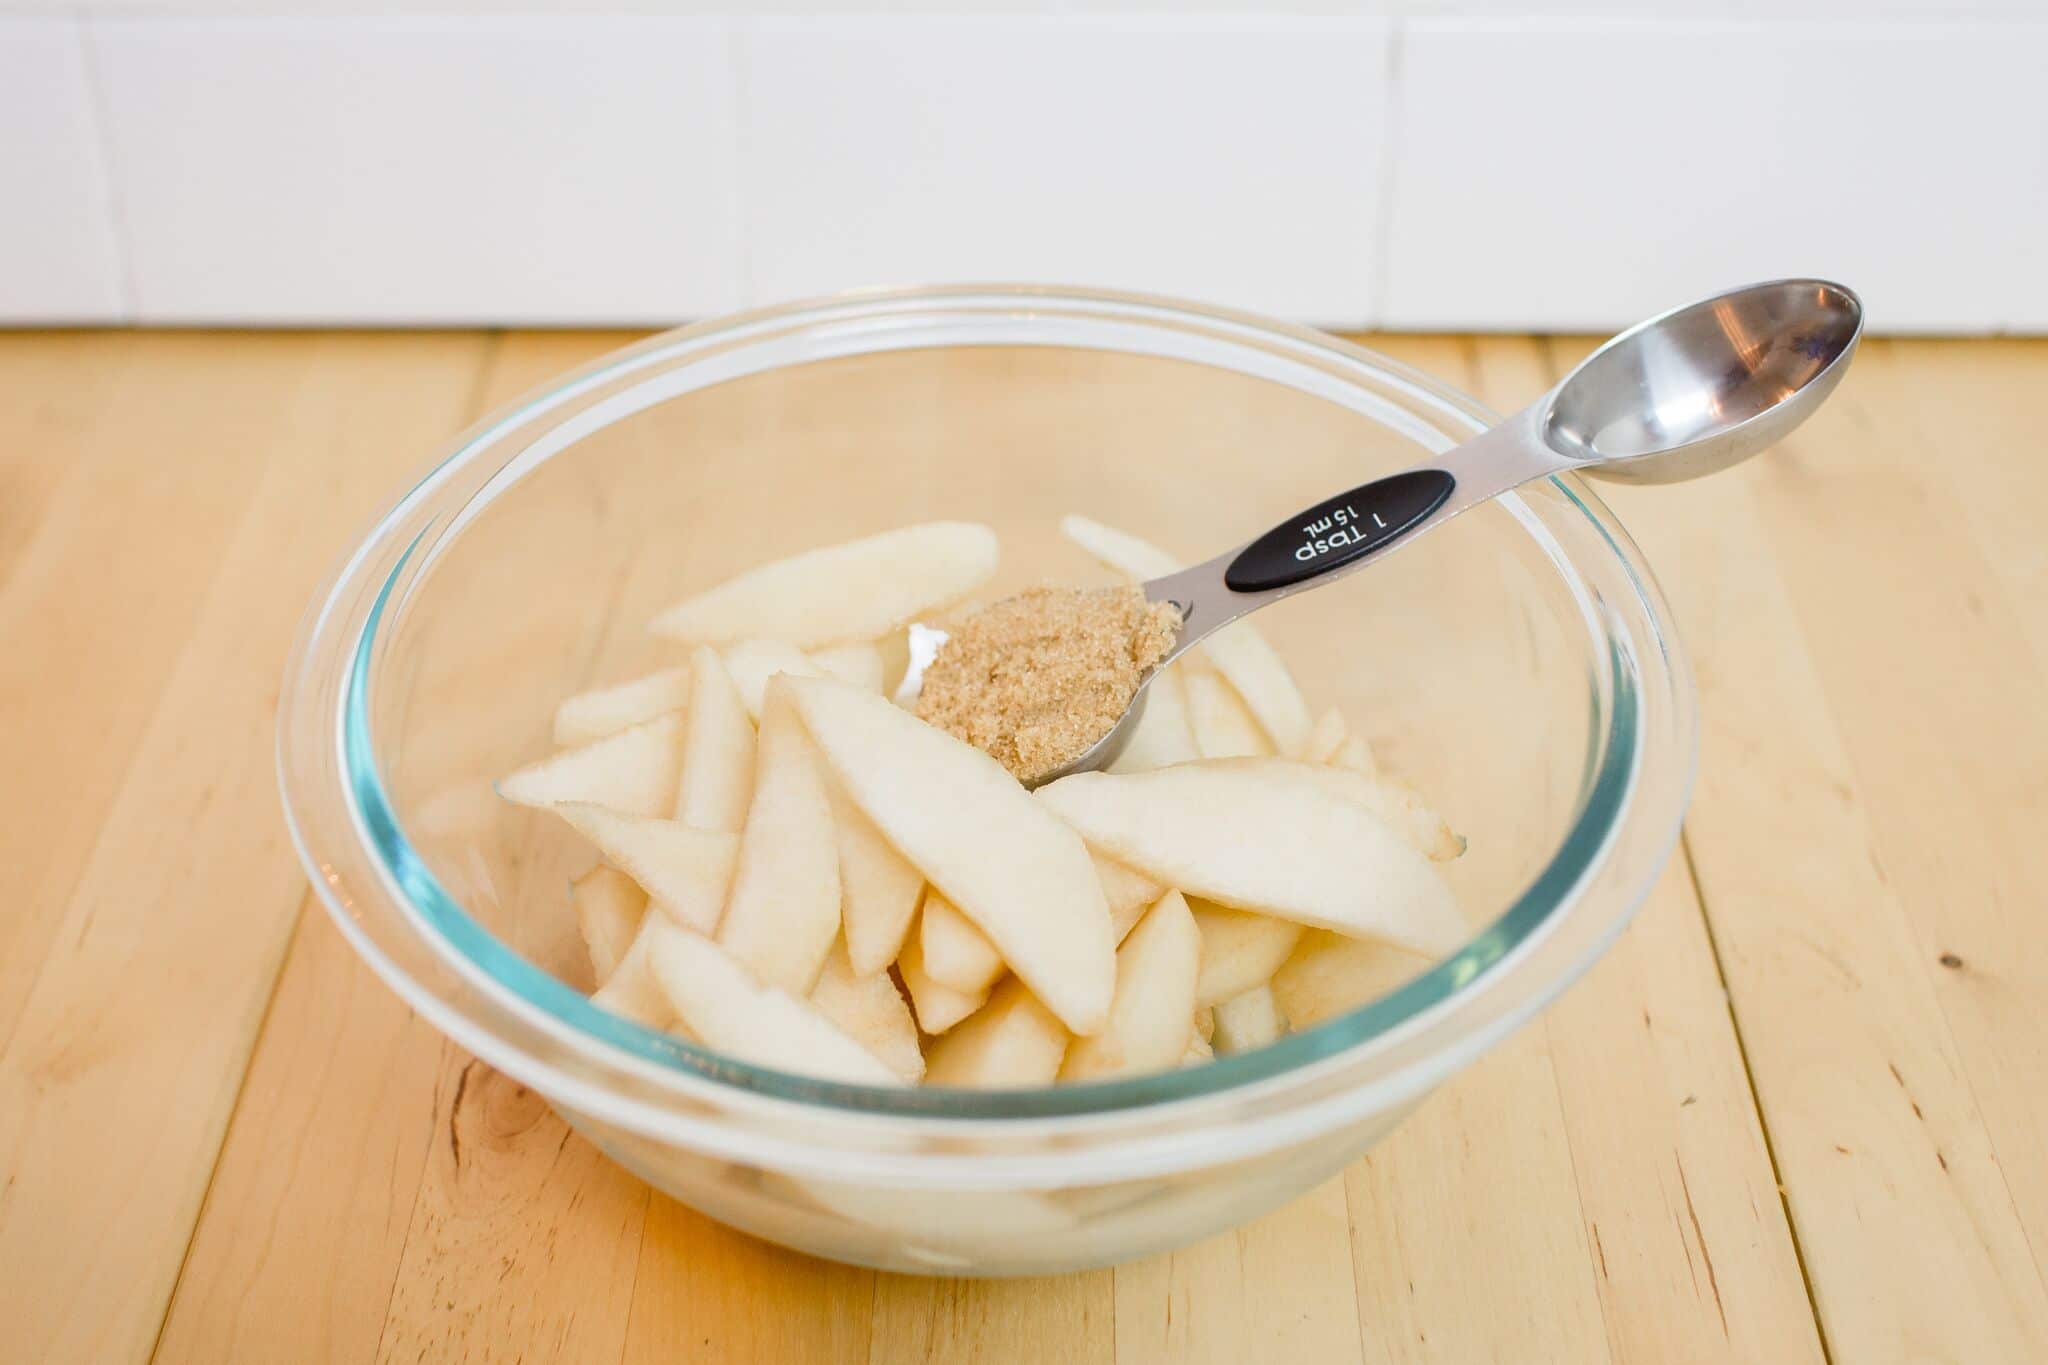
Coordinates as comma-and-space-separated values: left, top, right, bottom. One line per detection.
1223, 469, 1456, 593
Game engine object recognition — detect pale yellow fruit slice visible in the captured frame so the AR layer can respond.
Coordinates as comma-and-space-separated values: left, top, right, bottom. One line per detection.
589, 917, 675, 1030
1060, 890, 1202, 1082
553, 802, 738, 933
897, 925, 989, 1035
1190, 898, 1304, 1008
1212, 756, 1462, 861
810, 641, 887, 693
925, 978, 1071, 1089
808, 940, 924, 1082
499, 713, 684, 818
1185, 670, 1274, 758
572, 865, 647, 983
1211, 983, 1286, 1054
717, 683, 841, 994
919, 889, 1005, 995
644, 921, 904, 1085
1037, 762, 1465, 957
1060, 515, 1310, 753
1183, 1032, 1214, 1065
1094, 853, 1165, 944
827, 781, 923, 975
1333, 732, 1380, 778
649, 522, 999, 648
719, 638, 827, 723
783, 675, 1115, 1035
1302, 706, 1349, 764
1194, 1005, 1215, 1043
552, 667, 692, 747
1271, 929, 1434, 1029
1107, 664, 1199, 772
675, 645, 756, 832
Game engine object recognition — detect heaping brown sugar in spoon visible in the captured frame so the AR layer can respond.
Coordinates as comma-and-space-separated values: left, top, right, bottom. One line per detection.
916, 586, 1180, 785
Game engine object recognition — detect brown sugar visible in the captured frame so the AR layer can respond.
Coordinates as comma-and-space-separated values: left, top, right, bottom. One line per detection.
917, 586, 1181, 784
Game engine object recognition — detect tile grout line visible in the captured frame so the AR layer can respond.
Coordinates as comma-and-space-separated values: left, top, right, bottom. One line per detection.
70, 13, 140, 322
1365, 18, 1405, 329
1676, 830, 1836, 1365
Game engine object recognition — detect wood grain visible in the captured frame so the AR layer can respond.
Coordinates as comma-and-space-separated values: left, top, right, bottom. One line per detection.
0, 334, 491, 1363
1470, 336, 1824, 1365
1560, 334, 2048, 1360
155, 332, 644, 1365
1, 328, 2037, 1364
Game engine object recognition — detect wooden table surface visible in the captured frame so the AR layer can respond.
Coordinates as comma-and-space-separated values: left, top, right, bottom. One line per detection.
2, 329, 2044, 1364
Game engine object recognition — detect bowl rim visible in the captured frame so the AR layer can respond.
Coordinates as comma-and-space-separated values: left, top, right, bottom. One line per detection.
279, 283, 1696, 1163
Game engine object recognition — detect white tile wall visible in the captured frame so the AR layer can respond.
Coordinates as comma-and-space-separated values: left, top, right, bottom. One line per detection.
0, 18, 125, 321
739, 17, 1393, 323
92, 16, 742, 324
1381, 19, 2048, 334
0, 13, 2042, 330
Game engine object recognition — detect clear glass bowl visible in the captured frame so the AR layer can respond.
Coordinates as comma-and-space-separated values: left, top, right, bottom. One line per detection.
278, 286, 1695, 1275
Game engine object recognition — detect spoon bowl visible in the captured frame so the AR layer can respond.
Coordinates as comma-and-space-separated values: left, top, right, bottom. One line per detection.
1544, 278, 1863, 483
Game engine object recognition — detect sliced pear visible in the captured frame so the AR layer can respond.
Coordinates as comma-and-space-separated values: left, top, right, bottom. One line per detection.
1302, 706, 1349, 764
1183, 1033, 1214, 1065
1271, 929, 1433, 1029
720, 638, 827, 723
1060, 515, 1310, 753
810, 641, 887, 693
1094, 853, 1165, 944
649, 522, 999, 648
1333, 732, 1380, 778
675, 645, 756, 832
1190, 898, 1304, 1008
919, 889, 1005, 994
826, 781, 923, 975
925, 978, 1070, 1088
1037, 762, 1465, 957
897, 925, 989, 1035
644, 922, 904, 1085
589, 917, 675, 1030
553, 802, 738, 933
808, 941, 924, 1082
1194, 1005, 1215, 1043
1107, 664, 1199, 772
1185, 670, 1274, 758
716, 683, 842, 994
499, 713, 684, 818
1060, 890, 1201, 1082
1211, 983, 1285, 1054
572, 865, 648, 983
783, 675, 1115, 1035
552, 667, 691, 747
1060, 514, 1183, 581
1206, 756, 1462, 862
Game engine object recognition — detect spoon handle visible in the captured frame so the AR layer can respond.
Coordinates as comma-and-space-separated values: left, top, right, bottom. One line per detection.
1144, 398, 1571, 660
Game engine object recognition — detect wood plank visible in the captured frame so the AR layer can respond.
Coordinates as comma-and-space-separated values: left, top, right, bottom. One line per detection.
1555, 334, 2048, 1361
153, 332, 645, 1365
375, 1057, 647, 1364
1329, 335, 1611, 1365
1736, 339, 2048, 1310
0, 336, 299, 1052
1879, 339, 2048, 657
1467, 336, 1823, 1364
151, 910, 445, 1364
620, 1197, 874, 1365
866, 1269, 1113, 1365
1113, 1177, 1362, 1365
0, 332, 492, 1365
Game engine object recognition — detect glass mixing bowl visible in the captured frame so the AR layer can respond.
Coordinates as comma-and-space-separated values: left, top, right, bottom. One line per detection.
278, 286, 1694, 1276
